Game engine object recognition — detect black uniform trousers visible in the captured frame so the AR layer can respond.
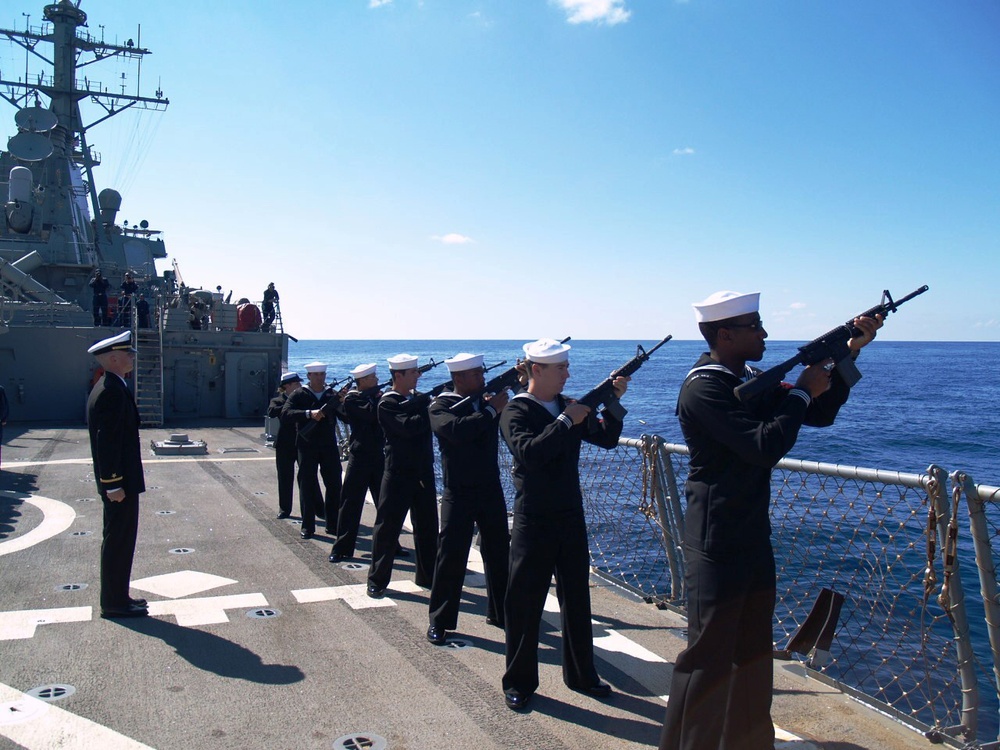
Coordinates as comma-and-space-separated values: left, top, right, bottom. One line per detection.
368, 471, 437, 589
428, 481, 510, 630
659, 544, 776, 750
274, 442, 297, 516
503, 508, 600, 695
100, 493, 140, 609
296, 443, 342, 534
332, 453, 383, 557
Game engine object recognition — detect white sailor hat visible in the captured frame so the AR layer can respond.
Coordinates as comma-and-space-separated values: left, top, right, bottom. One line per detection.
279, 371, 301, 385
387, 354, 418, 371
87, 330, 135, 356
444, 353, 484, 373
692, 290, 761, 323
303, 361, 328, 373
350, 363, 377, 379
522, 338, 571, 364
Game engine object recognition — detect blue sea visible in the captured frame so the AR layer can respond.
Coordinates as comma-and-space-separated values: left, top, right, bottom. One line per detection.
289, 339, 997, 485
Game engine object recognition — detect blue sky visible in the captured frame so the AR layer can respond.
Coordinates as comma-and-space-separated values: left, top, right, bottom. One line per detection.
3, 0, 997, 341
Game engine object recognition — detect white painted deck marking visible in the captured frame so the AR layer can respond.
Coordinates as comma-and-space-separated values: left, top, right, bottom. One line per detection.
0, 607, 92, 641
0, 492, 76, 557
131, 570, 237, 599
292, 581, 424, 610
0, 681, 157, 748
146, 593, 267, 626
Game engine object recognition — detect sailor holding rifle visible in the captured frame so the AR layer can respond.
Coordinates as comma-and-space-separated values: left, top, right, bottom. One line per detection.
281, 362, 343, 539
268, 371, 302, 520
366, 354, 439, 598
660, 290, 882, 750
330, 363, 386, 563
425, 353, 511, 646
499, 338, 628, 711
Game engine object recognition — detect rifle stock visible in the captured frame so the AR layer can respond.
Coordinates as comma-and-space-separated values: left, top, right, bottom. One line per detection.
733, 285, 928, 404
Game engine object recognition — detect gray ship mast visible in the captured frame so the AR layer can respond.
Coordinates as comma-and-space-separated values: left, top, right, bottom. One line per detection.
0, 0, 168, 308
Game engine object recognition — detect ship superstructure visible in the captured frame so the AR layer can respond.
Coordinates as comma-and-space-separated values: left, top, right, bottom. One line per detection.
0, 1, 286, 424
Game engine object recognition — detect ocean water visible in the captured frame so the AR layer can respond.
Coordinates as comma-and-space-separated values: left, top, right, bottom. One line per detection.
289, 339, 998, 485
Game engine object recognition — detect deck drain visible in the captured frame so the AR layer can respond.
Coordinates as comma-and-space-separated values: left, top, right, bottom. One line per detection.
332, 734, 387, 750
75, 498, 96, 503
69, 531, 92, 537
246, 608, 282, 619
0, 698, 48, 725
25, 684, 75, 702
55, 583, 88, 592
341, 563, 365, 571
444, 639, 472, 650
290, 519, 302, 526
253, 491, 266, 496
168, 547, 194, 555
155, 510, 176, 516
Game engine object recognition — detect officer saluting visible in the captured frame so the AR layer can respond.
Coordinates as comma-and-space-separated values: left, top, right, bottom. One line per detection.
86, 330, 148, 619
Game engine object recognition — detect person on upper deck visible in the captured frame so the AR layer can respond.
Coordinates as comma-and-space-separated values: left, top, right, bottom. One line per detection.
236, 298, 262, 332
659, 290, 882, 750
499, 338, 628, 712
90, 270, 110, 326
261, 282, 279, 332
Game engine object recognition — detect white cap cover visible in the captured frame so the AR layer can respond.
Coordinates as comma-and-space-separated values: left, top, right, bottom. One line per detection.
444, 353, 484, 373
692, 291, 761, 323
522, 338, 571, 364
387, 354, 419, 371
87, 330, 135, 355
351, 363, 377, 378
280, 371, 301, 385
303, 361, 328, 373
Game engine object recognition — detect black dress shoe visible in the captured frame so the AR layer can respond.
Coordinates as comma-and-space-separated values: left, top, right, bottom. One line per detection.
485, 616, 504, 629
276, 511, 291, 519
129, 597, 148, 608
328, 552, 345, 563
395, 546, 410, 558
324, 527, 335, 535
101, 603, 149, 619
570, 682, 612, 698
300, 530, 314, 539
504, 688, 531, 711
426, 625, 447, 645
366, 584, 385, 599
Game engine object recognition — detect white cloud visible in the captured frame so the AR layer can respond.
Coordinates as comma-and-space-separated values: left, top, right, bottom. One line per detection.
553, 0, 631, 26
672, 147, 695, 156
431, 233, 474, 245
369, 0, 392, 8
790, 302, 807, 309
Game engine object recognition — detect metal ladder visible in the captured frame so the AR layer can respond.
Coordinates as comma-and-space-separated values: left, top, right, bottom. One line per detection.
133, 304, 164, 427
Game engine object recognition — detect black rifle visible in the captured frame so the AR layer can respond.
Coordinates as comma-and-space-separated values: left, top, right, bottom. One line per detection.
449, 338, 571, 412
577, 336, 672, 419
296, 376, 352, 438
733, 285, 929, 404
412, 359, 509, 409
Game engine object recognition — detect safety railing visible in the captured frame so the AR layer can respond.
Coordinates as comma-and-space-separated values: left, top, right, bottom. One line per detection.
497, 434, 1000, 747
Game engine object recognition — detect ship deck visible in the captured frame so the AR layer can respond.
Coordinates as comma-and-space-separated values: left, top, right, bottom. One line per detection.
0, 425, 929, 750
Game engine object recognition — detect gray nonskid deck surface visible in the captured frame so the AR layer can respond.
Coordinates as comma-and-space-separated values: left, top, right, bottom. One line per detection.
0, 426, 926, 750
